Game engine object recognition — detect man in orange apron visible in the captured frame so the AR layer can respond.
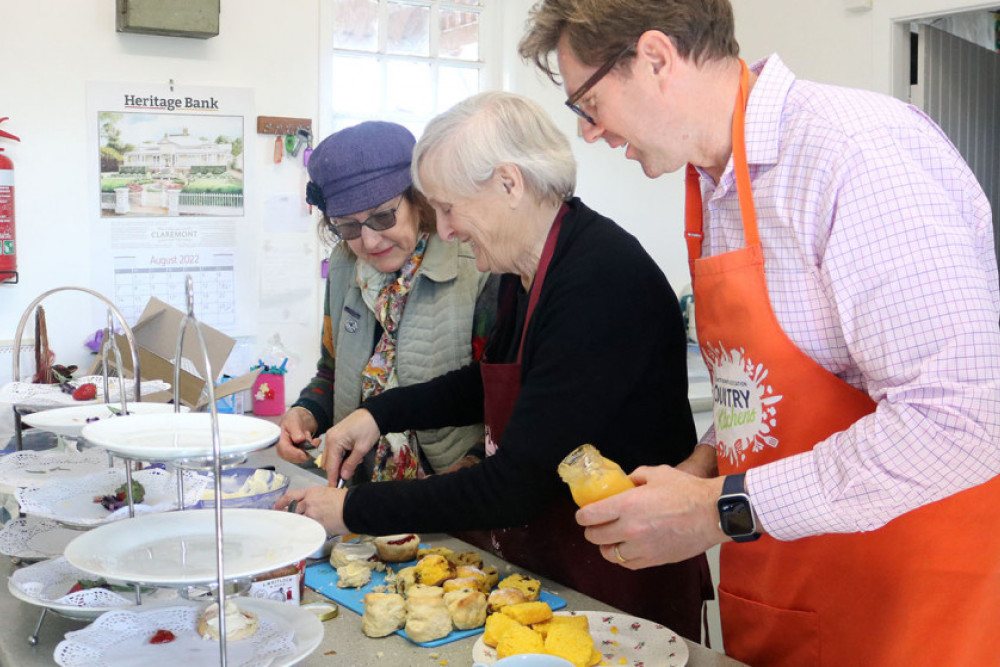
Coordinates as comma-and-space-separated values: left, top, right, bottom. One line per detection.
520, 1, 1000, 664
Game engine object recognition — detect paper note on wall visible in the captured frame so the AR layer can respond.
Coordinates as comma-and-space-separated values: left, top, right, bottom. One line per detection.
259, 237, 315, 323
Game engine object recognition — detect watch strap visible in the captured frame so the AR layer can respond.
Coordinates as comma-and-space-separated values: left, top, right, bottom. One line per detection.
719, 473, 761, 542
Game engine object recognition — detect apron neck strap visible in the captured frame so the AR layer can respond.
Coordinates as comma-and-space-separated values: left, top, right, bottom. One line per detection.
684, 59, 759, 281
518, 203, 568, 363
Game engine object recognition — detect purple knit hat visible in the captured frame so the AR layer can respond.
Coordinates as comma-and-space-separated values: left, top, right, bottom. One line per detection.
305, 121, 415, 217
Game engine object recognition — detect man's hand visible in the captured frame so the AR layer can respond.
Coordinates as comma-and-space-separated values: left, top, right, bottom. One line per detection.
576, 464, 729, 569
322, 409, 381, 486
275, 406, 320, 464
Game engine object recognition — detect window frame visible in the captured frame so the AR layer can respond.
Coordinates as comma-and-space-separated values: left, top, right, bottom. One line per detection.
318, 0, 499, 135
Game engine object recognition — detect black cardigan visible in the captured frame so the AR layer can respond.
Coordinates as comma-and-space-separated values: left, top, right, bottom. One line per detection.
344, 198, 696, 533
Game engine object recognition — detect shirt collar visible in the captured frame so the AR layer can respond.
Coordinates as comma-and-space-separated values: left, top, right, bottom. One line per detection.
744, 53, 795, 168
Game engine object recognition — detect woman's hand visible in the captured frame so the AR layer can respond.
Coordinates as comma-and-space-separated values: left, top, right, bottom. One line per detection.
275, 406, 320, 464
274, 486, 349, 536
674, 443, 719, 478
322, 409, 381, 486
575, 465, 728, 569
438, 454, 482, 474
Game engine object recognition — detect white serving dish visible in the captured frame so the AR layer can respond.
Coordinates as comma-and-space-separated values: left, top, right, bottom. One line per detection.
63, 509, 326, 586
472, 610, 690, 667
15, 467, 208, 529
53, 597, 323, 666
21, 403, 189, 439
80, 413, 280, 462
8, 556, 178, 620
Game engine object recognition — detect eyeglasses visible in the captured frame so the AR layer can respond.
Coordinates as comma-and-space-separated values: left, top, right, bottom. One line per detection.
565, 43, 635, 126
328, 196, 403, 240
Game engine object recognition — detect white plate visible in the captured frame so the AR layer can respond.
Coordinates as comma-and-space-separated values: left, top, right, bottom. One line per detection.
64, 509, 326, 586
80, 413, 280, 462
9, 556, 179, 620
471, 610, 689, 667
0, 449, 110, 494
53, 597, 323, 667
21, 403, 190, 439
0, 517, 80, 560
3, 377, 171, 412
15, 467, 209, 529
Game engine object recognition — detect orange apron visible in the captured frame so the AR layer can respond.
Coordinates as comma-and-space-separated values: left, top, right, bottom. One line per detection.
686, 61, 1000, 666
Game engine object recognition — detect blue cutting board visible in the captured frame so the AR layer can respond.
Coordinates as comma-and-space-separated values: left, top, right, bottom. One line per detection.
305, 554, 567, 647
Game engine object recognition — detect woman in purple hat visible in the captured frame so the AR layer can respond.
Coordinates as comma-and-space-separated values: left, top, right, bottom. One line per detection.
276, 121, 497, 482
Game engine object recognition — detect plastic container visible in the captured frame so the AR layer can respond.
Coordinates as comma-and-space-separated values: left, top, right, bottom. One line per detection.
557, 444, 635, 507
193, 468, 290, 510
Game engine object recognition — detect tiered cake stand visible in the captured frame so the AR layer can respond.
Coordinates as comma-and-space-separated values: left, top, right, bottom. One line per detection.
6, 286, 154, 643
64, 278, 325, 666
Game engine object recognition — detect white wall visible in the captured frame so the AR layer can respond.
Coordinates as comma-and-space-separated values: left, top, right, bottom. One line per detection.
0, 0, 986, 399
0, 0, 321, 395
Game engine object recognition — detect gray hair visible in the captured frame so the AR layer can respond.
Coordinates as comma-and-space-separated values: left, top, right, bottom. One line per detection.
412, 91, 576, 206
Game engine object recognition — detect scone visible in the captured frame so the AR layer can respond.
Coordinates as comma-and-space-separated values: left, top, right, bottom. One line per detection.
361, 592, 406, 638
443, 588, 487, 630
404, 595, 452, 643
481, 565, 499, 590
336, 561, 372, 588
414, 554, 455, 586
374, 533, 420, 562
498, 573, 541, 601
443, 576, 481, 594
417, 546, 454, 561
450, 550, 484, 569
329, 541, 379, 569
393, 566, 419, 596
197, 600, 260, 641
454, 565, 490, 594
405, 583, 445, 600
487, 587, 526, 614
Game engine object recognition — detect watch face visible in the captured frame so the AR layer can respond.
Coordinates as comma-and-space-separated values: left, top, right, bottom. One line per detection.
718, 496, 755, 536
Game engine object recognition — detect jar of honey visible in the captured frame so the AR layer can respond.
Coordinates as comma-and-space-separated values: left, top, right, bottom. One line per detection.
557, 444, 635, 507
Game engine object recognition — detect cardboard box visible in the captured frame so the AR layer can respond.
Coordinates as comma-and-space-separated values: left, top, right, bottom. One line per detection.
93, 297, 259, 409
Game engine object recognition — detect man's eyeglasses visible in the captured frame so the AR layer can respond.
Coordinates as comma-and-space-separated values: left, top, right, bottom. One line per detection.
328, 196, 403, 241
565, 43, 635, 126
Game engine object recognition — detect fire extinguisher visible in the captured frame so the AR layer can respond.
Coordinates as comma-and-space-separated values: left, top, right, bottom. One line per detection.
0, 117, 21, 284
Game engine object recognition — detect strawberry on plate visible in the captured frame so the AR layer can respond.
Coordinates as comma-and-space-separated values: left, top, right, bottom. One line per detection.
72, 383, 97, 401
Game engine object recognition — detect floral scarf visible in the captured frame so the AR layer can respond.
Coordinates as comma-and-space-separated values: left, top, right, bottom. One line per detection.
358, 233, 429, 481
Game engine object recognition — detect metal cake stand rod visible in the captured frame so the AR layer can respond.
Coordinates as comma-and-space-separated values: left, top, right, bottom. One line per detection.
11, 287, 144, 643
173, 275, 229, 666
11, 286, 142, 452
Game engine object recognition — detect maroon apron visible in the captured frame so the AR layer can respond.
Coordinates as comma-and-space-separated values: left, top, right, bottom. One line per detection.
456, 208, 712, 641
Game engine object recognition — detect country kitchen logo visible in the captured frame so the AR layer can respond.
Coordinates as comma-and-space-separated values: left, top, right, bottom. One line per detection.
702, 342, 783, 466
123, 95, 220, 111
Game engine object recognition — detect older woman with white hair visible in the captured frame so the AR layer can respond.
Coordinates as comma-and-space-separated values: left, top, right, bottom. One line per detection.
278, 92, 712, 638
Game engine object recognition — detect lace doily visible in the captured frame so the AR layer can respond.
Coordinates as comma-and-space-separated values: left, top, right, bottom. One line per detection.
15, 467, 209, 527
0, 449, 110, 490
10, 556, 179, 610
0, 376, 171, 410
54, 604, 297, 667
0, 517, 78, 560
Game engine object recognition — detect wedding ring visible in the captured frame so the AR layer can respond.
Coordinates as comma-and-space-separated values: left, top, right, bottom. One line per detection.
613, 543, 627, 564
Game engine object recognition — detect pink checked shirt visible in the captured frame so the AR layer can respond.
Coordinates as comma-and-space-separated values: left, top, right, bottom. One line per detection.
696, 55, 1000, 540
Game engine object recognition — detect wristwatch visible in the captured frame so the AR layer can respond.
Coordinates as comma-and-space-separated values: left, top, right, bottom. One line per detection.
717, 473, 761, 542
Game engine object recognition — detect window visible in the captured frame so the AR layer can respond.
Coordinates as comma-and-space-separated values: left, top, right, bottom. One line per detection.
320, 0, 494, 138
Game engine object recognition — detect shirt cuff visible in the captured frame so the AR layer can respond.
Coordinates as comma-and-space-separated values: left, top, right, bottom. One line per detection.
747, 452, 856, 540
